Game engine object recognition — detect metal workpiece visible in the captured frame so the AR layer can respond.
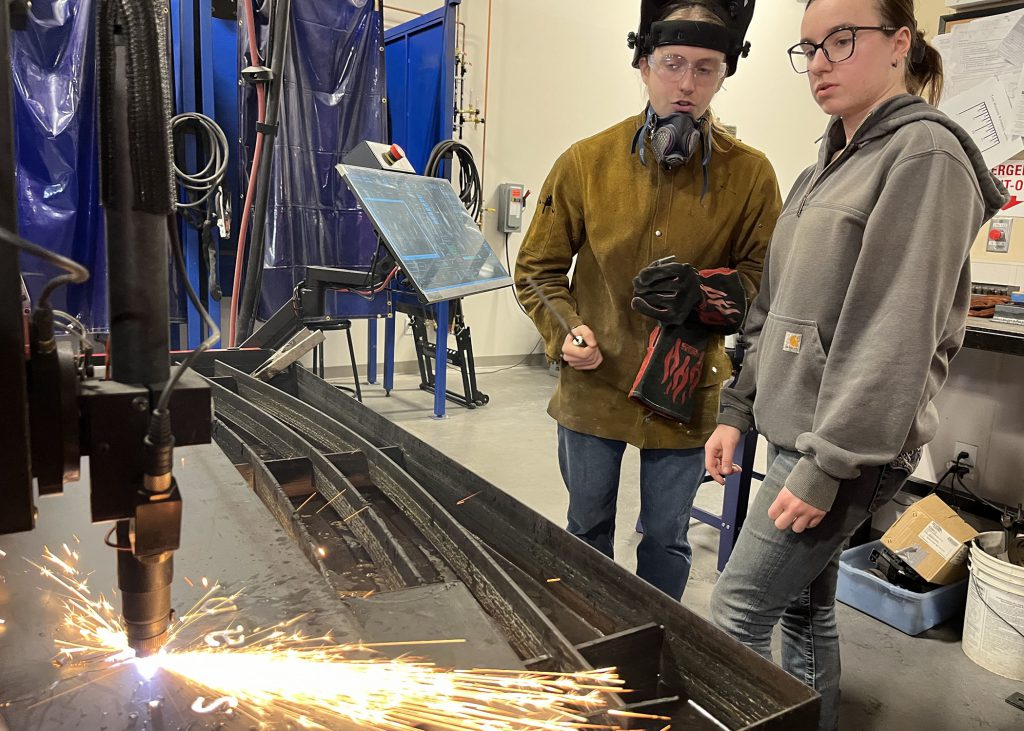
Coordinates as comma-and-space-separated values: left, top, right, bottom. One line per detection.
251, 328, 326, 381
206, 378, 417, 593
202, 362, 820, 729
212, 362, 591, 673
288, 365, 821, 728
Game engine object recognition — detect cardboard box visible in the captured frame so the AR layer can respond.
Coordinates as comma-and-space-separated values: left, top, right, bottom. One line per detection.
881, 494, 978, 585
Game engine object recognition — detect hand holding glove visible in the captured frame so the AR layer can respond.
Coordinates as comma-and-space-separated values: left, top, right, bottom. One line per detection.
630, 260, 702, 325
631, 259, 747, 334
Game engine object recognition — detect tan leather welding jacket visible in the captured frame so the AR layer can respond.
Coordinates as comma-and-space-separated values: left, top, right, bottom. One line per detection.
515, 112, 781, 449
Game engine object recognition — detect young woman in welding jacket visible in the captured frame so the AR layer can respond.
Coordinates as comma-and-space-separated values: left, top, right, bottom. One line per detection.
705, 0, 1008, 728
514, 0, 781, 602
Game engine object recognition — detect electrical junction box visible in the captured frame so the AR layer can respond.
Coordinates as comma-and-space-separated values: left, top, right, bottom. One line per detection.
987, 217, 1012, 253
497, 182, 525, 233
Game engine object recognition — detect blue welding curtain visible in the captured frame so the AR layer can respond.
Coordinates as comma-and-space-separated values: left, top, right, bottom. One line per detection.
11, 0, 107, 329
12, 0, 186, 331
239, 0, 387, 320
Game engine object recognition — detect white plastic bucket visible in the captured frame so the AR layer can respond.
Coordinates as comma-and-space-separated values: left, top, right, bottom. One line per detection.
962, 532, 1024, 681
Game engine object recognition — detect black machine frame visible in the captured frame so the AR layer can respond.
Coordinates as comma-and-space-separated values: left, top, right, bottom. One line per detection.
0, 0, 35, 534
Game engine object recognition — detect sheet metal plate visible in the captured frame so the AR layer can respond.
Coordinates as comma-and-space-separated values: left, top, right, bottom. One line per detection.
0, 444, 519, 729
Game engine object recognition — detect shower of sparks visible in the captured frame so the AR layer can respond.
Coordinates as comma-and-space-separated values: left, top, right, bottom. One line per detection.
456, 491, 482, 506
27, 546, 132, 665
159, 647, 628, 730
24, 545, 639, 730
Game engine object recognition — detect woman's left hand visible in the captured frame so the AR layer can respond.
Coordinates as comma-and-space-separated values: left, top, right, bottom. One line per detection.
768, 487, 827, 533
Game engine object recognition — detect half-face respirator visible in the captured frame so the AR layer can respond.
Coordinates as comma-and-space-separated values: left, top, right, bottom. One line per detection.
648, 112, 704, 170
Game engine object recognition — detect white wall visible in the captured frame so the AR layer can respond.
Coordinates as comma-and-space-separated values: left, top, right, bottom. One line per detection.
322, 1, 1022, 506
341, 0, 826, 369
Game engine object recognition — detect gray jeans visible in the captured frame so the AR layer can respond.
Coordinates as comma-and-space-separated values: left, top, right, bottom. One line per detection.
710, 446, 911, 731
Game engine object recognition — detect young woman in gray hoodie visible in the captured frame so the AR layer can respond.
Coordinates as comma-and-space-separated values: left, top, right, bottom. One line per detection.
704, 1, 1008, 729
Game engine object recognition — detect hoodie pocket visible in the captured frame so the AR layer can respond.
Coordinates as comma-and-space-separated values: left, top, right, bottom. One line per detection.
752, 312, 828, 446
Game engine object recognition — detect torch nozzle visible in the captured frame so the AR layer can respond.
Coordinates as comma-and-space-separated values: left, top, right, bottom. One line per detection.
116, 527, 174, 657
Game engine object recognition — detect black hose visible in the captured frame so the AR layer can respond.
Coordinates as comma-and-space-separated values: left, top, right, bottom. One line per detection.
97, 0, 174, 214
236, 0, 293, 342
424, 140, 483, 222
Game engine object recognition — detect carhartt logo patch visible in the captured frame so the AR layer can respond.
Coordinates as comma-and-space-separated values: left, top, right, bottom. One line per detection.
783, 332, 802, 353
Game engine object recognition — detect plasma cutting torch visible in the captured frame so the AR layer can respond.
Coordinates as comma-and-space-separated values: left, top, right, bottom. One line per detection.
0, 0, 211, 657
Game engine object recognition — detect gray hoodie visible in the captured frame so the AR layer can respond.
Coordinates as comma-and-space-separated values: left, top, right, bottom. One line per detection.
720, 94, 1008, 511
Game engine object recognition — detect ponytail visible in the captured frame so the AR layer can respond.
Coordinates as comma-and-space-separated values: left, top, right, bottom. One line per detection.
908, 28, 944, 106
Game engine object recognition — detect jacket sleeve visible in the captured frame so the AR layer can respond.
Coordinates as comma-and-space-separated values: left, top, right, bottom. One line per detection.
787, 149, 988, 511
514, 146, 587, 361
729, 159, 782, 302
718, 252, 772, 433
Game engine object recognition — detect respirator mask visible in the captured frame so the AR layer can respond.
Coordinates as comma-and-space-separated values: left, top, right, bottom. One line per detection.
648, 112, 703, 170
631, 108, 714, 196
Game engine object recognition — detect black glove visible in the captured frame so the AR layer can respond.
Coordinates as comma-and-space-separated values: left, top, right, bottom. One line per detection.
631, 260, 702, 325
630, 323, 709, 424
687, 268, 748, 335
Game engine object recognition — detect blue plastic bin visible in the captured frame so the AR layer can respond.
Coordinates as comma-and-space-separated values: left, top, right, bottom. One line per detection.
836, 540, 968, 635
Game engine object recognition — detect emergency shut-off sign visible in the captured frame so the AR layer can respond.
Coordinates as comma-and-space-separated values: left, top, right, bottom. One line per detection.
993, 161, 1024, 217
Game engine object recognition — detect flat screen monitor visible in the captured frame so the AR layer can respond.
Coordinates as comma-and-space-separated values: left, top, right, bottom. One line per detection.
338, 164, 513, 303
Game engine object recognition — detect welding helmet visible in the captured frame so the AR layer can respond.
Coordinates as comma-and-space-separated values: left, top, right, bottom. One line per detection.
627, 0, 756, 77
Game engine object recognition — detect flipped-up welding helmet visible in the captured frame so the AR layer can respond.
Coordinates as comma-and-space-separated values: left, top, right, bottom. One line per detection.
627, 0, 756, 76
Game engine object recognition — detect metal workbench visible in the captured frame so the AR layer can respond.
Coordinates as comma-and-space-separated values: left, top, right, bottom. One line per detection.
964, 316, 1024, 356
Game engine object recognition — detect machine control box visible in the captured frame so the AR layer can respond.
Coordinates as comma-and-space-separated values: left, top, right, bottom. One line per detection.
343, 141, 417, 175
497, 182, 525, 233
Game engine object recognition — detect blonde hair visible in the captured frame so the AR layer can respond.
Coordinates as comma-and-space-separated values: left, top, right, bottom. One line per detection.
657, 3, 735, 152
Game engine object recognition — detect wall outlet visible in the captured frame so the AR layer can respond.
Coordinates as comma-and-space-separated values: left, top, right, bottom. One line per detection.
952, 442, 979, 481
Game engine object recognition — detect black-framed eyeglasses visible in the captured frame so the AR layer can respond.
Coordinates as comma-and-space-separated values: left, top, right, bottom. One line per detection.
787, 26, 898, 74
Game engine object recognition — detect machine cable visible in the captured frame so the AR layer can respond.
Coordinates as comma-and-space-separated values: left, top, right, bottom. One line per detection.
0, 226, 91, 351
171, 112, 229, 213
158, 216, 221, 415
424, 140, 483, 223
235, 0, 295, 344
171, 111, 231, 306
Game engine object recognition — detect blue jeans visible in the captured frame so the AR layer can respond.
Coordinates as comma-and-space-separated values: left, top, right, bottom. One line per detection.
710, 446, 911, 731
557, 425, 705, 600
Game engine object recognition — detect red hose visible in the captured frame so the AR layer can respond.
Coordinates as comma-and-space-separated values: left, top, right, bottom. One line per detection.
229, 0, 268, 347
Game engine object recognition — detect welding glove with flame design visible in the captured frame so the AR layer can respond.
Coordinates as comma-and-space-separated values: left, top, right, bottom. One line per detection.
631, 261, 747, 334
629, 263, 747, 423
631, 261, 702, 325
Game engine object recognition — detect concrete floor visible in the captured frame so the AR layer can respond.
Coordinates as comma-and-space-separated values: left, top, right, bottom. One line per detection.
340, 363, 1024, 731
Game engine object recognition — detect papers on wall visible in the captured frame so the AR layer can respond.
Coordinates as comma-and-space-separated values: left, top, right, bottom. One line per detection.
939, 80, 1019, 168
935, 9, 1024, 166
